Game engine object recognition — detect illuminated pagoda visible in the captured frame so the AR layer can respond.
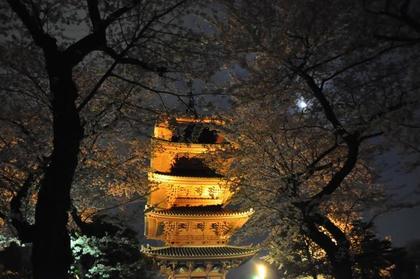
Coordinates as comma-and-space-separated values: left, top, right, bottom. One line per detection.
142, 116, 257, 279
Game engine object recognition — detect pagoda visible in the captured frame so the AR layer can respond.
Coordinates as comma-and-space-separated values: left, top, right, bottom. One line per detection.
142, 116, 257, 279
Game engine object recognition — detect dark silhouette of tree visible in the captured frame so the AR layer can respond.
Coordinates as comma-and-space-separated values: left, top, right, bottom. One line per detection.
351, 222, 394, 278
0, 0, 218, 278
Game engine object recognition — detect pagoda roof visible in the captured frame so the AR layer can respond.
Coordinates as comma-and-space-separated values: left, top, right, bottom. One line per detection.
147, 205, 253, 218
157, 115, 224, 125
152, 137, 228, 149
141, 245, 258, 260
149, 172, 227, 182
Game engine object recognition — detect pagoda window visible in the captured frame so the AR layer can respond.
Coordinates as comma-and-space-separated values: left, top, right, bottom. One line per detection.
195, 222, 205, 231
210, 223, 219, 235
156, 222, 165, 236
193, 266, 205, 273
176, 266, 188, 274
194, 186, 204, 196
207, 186, 219, 199
177, 222, 188, 232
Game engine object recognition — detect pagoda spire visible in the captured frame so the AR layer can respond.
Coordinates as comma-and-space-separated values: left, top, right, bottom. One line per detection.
185, 81, 198, 118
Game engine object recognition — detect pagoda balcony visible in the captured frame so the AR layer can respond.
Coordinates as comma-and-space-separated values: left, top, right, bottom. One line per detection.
148, 172, 234, 209
144, 206, 253, 246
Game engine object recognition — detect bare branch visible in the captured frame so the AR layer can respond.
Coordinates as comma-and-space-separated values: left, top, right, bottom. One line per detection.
86, 0, 102, 30
6, 0, 55, 49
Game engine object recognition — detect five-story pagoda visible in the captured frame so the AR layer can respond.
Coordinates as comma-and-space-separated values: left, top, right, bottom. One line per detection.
142, 116, 257, 279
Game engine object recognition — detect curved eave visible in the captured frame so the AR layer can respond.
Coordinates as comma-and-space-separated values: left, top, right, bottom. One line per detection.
174, 117, 225, 125
141, 245, 259, 261
149, 172, 229, 184
152, 138, 227, 153
146, 207, 254, 219
156, 116, 224, 126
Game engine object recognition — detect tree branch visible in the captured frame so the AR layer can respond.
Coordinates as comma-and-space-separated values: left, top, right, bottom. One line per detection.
289, 66, 348, 138
309, 135, 359, 204
64, 3, 133, 67
9, 173, 36, 243
6, 0, 56, 49
86, 0, 102, 30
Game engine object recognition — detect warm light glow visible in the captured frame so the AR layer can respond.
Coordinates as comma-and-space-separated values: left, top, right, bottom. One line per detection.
256, 264, 267, 279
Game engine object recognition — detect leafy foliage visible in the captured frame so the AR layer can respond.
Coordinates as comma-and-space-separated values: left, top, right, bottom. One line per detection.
70, 232, 156, 279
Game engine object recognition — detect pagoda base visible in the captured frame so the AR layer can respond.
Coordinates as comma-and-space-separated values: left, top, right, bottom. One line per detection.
161, 265, 227, 279
141, 245, 258, 279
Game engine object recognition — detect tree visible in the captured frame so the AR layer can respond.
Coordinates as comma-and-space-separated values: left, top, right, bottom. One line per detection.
219, 101, 389, 278
69, 214, 157, 279
392, 239, 420, 278
0, 1, 218, 278
350, 221, 394, 279
209, 0, 420, 278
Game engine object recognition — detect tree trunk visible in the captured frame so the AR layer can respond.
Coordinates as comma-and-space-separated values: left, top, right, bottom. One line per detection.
314, 234, 353, 279
32, 53, 83, 279
329, 254, 353, 279
324, 224, 353, 279
304, 215, 353, 279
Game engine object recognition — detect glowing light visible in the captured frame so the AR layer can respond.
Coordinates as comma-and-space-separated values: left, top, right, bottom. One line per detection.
256, 264, 267, 279
296, 98, 308, 110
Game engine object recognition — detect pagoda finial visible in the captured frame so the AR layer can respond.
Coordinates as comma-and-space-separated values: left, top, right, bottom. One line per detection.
186, 80, 198, 118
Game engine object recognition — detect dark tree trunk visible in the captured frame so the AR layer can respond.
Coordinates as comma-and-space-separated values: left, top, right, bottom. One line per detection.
304, 214, 353, 279
10, 173, 35, 243
32, 52, 83, 279
329, 254, 353, 279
